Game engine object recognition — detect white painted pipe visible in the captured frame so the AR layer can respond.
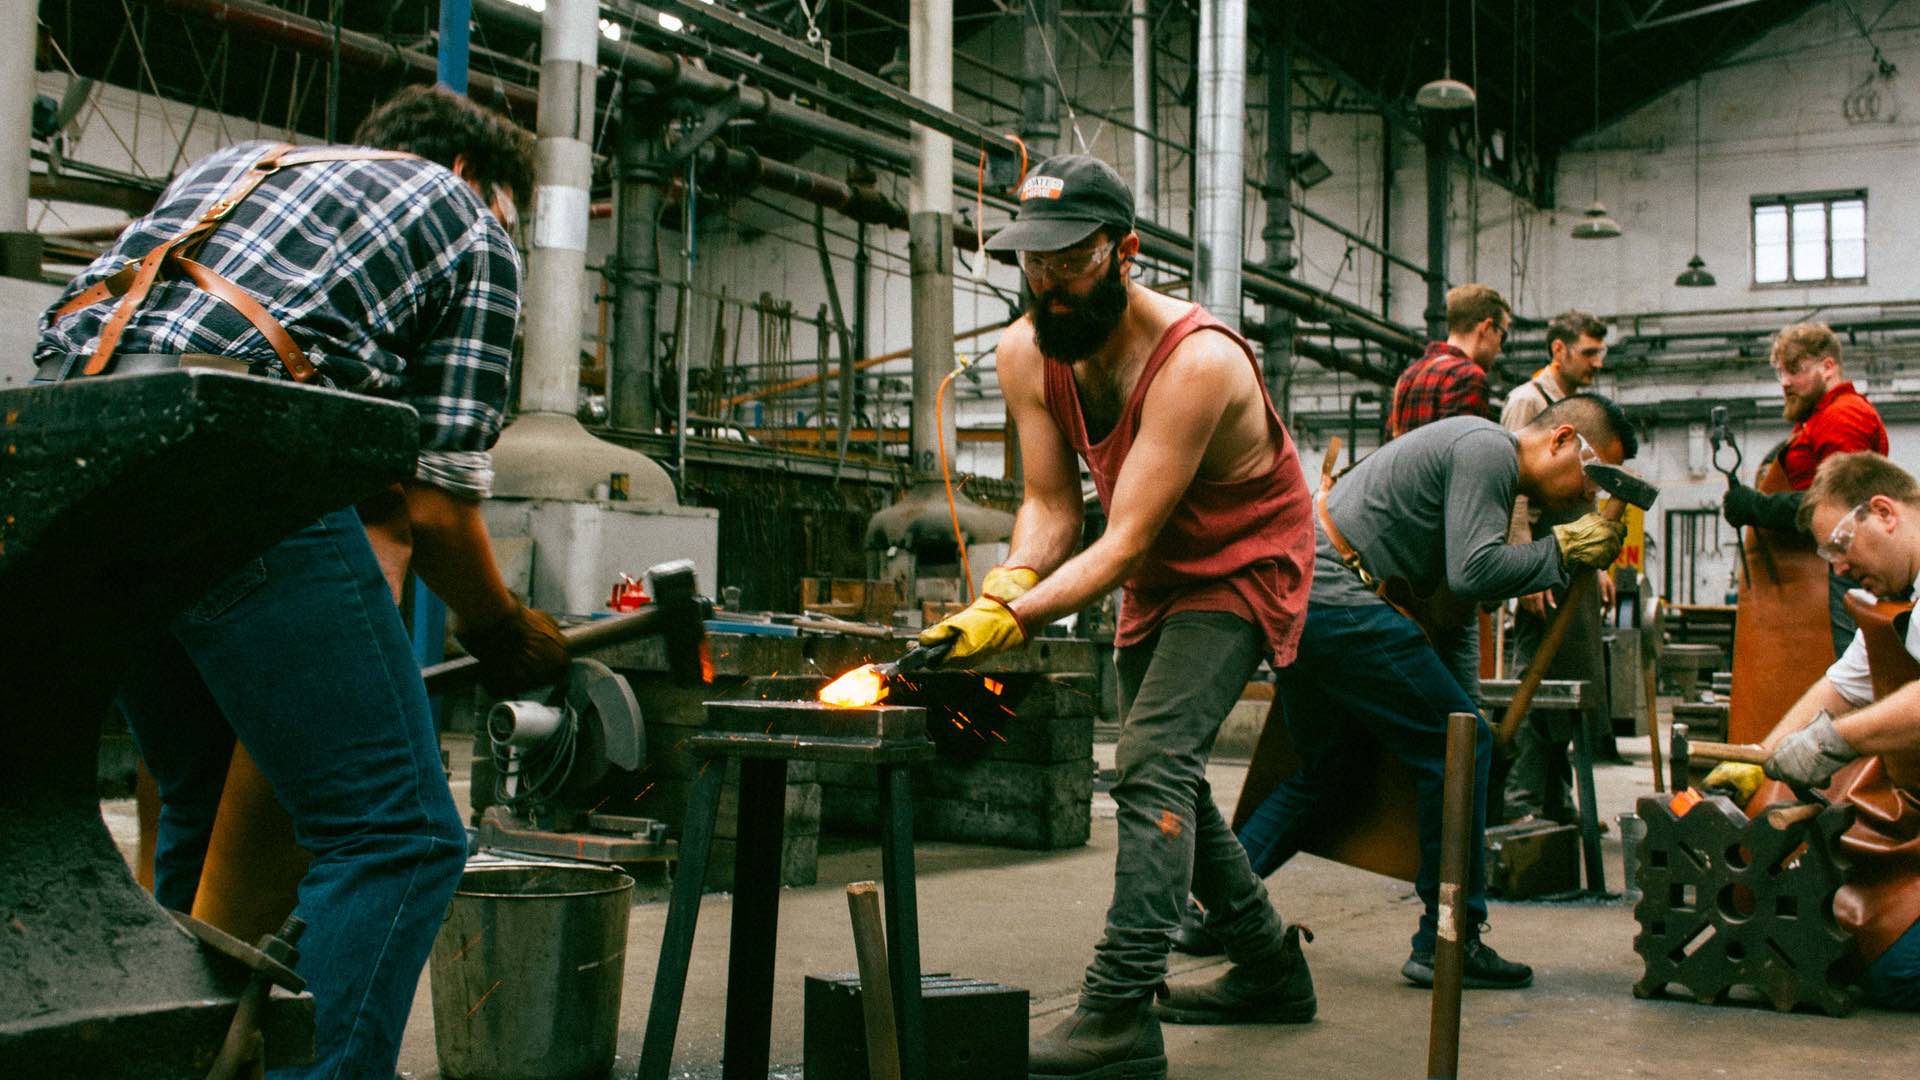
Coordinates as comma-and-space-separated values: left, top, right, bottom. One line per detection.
1131, 0, 1155, 226
0, 0, 37, 230
1193, 0, 1248, 331
518, 0, 599, 415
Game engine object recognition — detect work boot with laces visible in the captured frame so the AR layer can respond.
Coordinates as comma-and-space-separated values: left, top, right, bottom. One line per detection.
1027, 997, 1167, 1080
1402, 931, 1533, 990
1156, 923, 1316, 1025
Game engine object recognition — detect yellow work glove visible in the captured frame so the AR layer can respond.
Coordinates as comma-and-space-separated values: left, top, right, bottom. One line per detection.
980, 565, 1040, 602
919, 594, 1028, 662
1701, 762, 1765, 804
1552, 512, 1628, 570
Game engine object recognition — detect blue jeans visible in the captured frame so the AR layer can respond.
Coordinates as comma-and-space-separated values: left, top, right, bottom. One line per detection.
1080, 611, 1291, 1006
119, 508, 467, 1079
1866, 916, 1920, 1011
1237, 598, 1492, 954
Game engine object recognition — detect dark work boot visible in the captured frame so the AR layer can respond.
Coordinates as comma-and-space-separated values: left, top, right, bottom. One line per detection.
1027, 998, 1167, 1079
1169, 898, 1223, 957
1402, 936, 1534, 989
1157, 923, 1316, 1025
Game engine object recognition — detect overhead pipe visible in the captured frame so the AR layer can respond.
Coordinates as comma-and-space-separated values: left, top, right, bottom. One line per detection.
612, 85, 664, 433
0, 0, 35, 233
143, 0, 537, 117
1130, 0, 1156, 225
1193, 0, 1249, 331
1259, 11, 1297, 406
909, 0, 957, 481
1022, 0, 1062, 158
491, 0, 674, 504
1423, 114, 1451, 340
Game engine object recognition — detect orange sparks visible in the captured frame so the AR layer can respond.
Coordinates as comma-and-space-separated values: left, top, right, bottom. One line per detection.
982, 677, 1005, 696
819, 664, 890, 708
1156, 810, 1183, 838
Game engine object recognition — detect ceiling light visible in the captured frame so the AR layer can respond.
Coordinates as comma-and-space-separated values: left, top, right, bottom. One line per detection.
1415, 77, 1477, 111
1675, 78, 1715, 287
1675, 254, 1717, 287
1416, 2, 1476, 111
1572, 201, 1622, 240
1571, 0, 1621, 239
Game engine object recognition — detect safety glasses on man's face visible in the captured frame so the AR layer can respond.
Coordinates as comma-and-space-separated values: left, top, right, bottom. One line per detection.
1816, 503, 1871, 564
1021, 240, 1113, 282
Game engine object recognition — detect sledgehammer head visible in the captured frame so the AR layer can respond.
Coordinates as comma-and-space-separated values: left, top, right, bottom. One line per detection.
1586, 461, 1659, 510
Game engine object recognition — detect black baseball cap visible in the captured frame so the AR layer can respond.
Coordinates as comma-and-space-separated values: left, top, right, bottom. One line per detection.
984, 154, 1135, 253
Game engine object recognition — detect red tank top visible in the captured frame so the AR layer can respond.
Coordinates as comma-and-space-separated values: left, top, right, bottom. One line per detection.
1041, 304, 1313, 665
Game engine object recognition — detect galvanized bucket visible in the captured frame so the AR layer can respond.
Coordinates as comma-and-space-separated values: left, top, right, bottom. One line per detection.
430, 864, 635, 1080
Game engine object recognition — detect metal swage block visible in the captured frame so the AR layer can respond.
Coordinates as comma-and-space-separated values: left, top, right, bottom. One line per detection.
1631, 793, 1858, 1016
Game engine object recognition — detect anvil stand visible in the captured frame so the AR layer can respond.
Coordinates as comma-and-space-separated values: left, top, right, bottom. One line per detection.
637, 700, 936, 1080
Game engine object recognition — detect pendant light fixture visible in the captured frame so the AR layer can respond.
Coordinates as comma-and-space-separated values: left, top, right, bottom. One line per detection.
1571, 0, 1621, 239
1416, 0, 1477, 110
1675, 77, 1717, 286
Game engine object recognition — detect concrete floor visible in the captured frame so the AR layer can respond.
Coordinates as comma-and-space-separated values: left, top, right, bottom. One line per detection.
107, 731, 1920, 1079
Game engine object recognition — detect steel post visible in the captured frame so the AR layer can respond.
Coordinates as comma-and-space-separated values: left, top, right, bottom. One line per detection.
612, 86, 663, 432
1193, 0, 1248, 331
1423, 115, 1451, 341
909, 0, 956, 478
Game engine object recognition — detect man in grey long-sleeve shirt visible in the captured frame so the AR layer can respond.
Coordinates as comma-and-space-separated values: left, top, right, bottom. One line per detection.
1232, 396, 1636, 993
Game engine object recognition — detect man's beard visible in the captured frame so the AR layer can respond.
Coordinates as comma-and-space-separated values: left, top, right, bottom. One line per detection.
1782, 383, 1822, 422
1029, 258, 1129, 362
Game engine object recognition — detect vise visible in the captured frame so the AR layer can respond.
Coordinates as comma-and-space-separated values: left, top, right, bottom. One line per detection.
0, 370, 418, 1076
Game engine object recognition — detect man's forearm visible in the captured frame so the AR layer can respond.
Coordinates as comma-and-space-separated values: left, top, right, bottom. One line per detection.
1009, 533, 1141, 630
405, 483, 518, 630
1005, 498, 1084, 579
1762, 679, 1855, 750
1832, 680, 1920, 756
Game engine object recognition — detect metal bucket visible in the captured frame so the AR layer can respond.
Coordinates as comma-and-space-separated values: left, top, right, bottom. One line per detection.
430, 863, 634, 1080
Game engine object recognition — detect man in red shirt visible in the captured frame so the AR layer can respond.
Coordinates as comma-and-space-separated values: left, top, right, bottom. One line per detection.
920, 154, 1317, 1079
1725, 322, 1889, 654
1388, 283, 1511, 437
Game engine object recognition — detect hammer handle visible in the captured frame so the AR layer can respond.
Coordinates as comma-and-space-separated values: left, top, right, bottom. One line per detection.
1685, 739, 1770, 767
1496, 498, 1630, 745
420, 602, 694, 695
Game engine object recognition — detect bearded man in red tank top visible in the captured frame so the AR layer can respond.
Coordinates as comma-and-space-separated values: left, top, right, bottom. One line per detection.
916, 154, 1318, 1080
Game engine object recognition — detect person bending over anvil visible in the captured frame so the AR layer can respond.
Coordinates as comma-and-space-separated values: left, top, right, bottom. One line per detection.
33, 87, 566, 1079
1705, 451, 1920, 1011
917, 153, 1316, 1080
1235, 395, 1636, 991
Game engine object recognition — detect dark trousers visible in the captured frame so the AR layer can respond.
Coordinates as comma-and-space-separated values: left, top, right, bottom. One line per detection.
1237, 598, 1491, 953
1080, 611, 1290, 1006
1502, 573, 1610, 822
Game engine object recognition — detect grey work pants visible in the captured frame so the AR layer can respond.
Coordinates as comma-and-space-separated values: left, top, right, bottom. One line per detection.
1080, 611, 1290, 1007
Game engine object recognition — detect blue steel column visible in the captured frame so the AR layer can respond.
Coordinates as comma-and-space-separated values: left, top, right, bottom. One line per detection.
439, 0, 472, 94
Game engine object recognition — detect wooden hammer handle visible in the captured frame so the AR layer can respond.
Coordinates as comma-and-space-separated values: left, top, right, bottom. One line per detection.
1686, 740, 1770, 766
1496, 498, 1631, 745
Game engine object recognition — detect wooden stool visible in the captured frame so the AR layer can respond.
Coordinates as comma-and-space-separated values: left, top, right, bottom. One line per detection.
638, 700, 936, 1080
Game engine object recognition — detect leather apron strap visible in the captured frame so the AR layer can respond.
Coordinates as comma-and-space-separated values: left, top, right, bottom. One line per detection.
51, 143, 421, 382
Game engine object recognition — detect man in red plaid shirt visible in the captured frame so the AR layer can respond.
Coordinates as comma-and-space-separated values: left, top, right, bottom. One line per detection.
1389, 284, 1512, 437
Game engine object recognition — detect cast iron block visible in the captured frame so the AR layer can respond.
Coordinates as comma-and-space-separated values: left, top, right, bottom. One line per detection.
1630, 792, 1858, 1016
0, 370, 416, 1077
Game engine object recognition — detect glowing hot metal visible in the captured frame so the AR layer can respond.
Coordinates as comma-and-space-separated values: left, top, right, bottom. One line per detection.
819, 664, 890, 708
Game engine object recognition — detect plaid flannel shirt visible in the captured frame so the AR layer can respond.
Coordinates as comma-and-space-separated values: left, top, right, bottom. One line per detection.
1388, 342, 1490, 437
36, 140, 522, 497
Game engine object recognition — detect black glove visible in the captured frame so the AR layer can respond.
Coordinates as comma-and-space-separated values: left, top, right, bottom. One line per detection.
1723, 480, 1803, 533
456, 599, 569, 696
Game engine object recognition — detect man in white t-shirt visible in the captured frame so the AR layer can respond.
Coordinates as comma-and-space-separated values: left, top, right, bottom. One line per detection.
1705, 451, 1920, 1010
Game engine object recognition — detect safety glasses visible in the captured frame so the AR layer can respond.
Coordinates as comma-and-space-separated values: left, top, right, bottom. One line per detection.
1021, 240, 1114, 282
1816, 503, 1871, 564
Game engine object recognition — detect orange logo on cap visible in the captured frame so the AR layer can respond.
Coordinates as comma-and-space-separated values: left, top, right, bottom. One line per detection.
1020, 176, 1065, 201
